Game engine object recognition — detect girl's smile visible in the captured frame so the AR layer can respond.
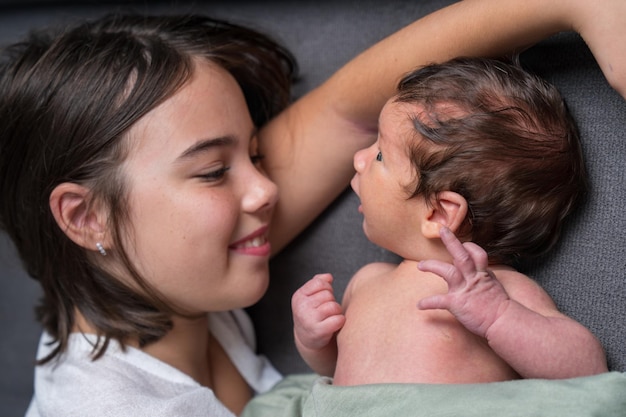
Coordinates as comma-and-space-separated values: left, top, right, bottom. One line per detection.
229, 225, 272, 256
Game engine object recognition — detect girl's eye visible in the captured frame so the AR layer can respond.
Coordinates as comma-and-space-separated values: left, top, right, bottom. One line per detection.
198, 166, 230, 182
376, 151, 383, 161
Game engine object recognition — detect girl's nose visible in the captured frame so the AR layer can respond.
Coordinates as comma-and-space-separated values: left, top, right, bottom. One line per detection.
242, 169, 279, 214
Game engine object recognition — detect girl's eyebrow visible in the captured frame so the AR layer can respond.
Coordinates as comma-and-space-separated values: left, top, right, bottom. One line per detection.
176, 136, 236, 161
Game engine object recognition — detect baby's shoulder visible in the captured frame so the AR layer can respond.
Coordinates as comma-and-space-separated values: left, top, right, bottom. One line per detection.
493, 266, 558, 312
352, 261, 396, 281
345, 262, 396, 295
493, 267, 540, 291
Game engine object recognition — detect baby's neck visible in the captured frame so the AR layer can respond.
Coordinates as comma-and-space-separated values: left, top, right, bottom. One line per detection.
399, 249, 511, 273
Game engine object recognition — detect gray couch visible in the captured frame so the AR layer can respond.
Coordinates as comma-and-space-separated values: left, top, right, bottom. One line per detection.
1, 1, 624, 416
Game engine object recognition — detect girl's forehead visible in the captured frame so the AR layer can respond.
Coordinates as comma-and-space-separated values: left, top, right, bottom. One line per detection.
125, 61, 250, 159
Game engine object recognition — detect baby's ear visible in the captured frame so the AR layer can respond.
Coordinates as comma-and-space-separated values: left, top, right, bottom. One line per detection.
421, 191, 468, 239
49, 182, 109, 251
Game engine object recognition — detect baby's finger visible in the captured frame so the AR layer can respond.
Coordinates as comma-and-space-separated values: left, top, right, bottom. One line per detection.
299, 273, 334, 296
439, 227, 478, 277
417, 293, 450, 311
319, 314, 346, 334
462, 242, 489, 273
418, 259, 464, 289
316, 299, 343, 319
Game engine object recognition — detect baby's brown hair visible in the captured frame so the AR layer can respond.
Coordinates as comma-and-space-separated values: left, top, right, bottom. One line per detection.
396, 57, 586, 265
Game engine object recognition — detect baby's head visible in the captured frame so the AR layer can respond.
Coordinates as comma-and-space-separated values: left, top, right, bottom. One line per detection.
396, 57, 586, 265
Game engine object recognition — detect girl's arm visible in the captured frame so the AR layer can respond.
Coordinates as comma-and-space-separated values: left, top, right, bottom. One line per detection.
261, 0, 626, 253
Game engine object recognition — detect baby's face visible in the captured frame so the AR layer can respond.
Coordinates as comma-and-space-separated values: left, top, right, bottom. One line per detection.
350, 100, 430, 257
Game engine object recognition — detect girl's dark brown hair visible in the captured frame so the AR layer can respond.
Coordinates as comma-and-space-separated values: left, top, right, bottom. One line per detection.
0, 14, 296, 362
396, 57, 586, 265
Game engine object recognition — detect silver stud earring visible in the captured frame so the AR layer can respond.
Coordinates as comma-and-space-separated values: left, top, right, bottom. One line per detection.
96, 242, 107, 256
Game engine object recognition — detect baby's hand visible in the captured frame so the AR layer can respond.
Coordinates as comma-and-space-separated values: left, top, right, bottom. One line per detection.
417, 227, 509, 338
292, 273, 346, 350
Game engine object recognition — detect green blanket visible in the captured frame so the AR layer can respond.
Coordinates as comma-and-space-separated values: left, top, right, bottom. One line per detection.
242, 372, 626, 417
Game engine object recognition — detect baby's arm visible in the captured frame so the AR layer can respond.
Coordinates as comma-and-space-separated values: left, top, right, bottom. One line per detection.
292, 273, 345, 377
418, 227, 608, 379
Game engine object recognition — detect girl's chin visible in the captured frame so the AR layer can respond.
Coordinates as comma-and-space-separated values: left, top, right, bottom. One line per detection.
240, 278, 270, 308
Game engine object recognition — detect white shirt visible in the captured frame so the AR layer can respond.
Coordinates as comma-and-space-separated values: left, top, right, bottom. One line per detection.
25, 309, 282, 417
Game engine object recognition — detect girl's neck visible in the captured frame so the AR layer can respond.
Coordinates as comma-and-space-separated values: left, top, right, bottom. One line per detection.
73, 310, 251, 413
139, 315, 212, 386
146, 314, 252, 414
73, 309, 212, 386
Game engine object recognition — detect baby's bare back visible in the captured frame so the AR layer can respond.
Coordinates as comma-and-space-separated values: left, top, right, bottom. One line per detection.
332, 260, 519, 386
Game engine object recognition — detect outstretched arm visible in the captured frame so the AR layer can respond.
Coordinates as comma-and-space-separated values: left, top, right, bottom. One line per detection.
418, 227, 608, 379
292, 273, 345, 376
262, 0, 626, 253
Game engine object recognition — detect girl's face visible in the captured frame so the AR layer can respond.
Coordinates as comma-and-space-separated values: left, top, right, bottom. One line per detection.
118, 61, 278, 314
350, 100, 429, 258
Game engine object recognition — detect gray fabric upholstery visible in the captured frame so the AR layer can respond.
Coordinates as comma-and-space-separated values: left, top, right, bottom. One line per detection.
1, 1, 624, 416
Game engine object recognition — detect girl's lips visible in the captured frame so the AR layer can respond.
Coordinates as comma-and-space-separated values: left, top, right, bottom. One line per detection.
229, 226, 271, 256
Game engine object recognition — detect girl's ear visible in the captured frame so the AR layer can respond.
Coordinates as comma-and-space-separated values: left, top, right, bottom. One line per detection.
421, 191, 468, 239
49, 182, 109, 251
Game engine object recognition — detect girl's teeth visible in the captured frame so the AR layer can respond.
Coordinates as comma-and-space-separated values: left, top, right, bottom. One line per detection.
244, 236, 266, 248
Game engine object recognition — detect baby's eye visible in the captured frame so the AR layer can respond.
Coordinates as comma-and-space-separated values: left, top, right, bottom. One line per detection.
376, 151, 383, 161
249, 133, 265, 166
250, 153, 265, 166
198, 166, 230, 182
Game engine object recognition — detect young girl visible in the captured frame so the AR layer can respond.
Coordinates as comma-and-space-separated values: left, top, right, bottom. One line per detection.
292, 57, 608, 385
0, 0, 624, 415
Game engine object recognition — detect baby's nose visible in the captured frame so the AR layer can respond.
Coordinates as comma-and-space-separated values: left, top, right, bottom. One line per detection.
353, 148, 367, 172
